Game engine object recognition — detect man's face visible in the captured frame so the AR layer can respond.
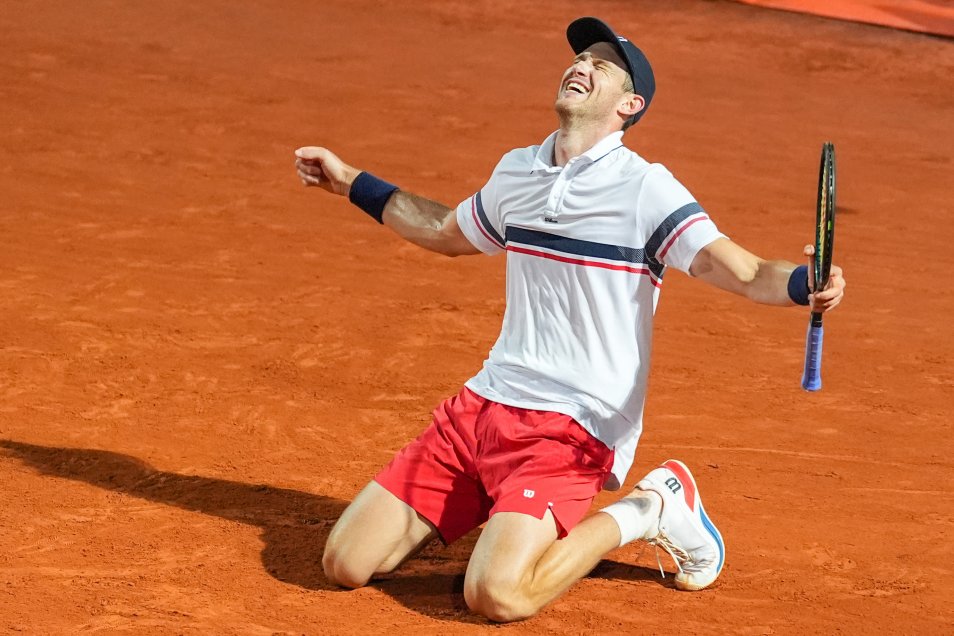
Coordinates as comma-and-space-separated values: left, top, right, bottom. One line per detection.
555, 42, 633, 125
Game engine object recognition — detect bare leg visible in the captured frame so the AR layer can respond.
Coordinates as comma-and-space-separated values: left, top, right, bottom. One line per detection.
323, 480, 438, 588
464, 490, 662, 622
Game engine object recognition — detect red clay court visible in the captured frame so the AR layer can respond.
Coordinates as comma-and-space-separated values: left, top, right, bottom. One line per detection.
2, 1, 953, 633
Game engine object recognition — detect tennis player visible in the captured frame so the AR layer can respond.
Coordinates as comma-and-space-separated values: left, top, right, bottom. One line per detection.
294, 17, 845, 622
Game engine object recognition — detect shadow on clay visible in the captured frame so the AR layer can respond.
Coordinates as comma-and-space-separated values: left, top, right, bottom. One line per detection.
0, 439, 666, 623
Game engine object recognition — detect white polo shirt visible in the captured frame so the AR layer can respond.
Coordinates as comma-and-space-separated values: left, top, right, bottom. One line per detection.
455, 130, 724, 490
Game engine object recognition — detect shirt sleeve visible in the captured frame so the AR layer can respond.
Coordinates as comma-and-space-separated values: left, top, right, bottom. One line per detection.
640, 166, 725, 274
455, 161, 506, 255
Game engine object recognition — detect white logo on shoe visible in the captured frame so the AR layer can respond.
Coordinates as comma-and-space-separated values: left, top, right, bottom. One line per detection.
523, 489, 535, 498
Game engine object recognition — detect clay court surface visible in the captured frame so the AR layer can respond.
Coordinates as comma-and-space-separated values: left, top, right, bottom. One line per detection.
2, 1, 952, 633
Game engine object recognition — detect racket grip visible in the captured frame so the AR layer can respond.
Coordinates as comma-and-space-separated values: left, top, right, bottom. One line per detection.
801, 322, 824, 391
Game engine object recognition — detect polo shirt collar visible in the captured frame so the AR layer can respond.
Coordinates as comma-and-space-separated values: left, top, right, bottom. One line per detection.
531, 130, 625, 173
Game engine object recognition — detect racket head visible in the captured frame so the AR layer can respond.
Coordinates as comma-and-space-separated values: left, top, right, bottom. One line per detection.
814, 143, 836, 291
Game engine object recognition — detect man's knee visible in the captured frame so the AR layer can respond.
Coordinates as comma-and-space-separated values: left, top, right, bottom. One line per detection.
322, 525, 412, 589
321, 481, 435, 588
322, 544, 368, 589
463, 573, 537, 623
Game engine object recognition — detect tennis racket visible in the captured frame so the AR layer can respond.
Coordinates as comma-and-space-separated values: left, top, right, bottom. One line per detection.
801, 142, 836, 391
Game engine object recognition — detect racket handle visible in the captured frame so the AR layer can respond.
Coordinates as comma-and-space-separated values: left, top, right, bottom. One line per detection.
801, 321, 824, 391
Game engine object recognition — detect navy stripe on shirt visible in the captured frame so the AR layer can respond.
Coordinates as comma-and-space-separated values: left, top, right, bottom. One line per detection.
644, 202, 706, 264
505, 226, 666, 278
475, 191, 505, 247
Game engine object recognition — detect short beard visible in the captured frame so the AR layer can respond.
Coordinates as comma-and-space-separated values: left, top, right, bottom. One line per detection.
554, 97, 587, 128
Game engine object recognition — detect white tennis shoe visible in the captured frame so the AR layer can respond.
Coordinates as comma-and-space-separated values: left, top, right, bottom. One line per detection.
637, 459, 725, 591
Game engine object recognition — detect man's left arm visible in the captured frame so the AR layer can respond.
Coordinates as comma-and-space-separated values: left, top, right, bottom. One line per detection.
689, 237, 845, 313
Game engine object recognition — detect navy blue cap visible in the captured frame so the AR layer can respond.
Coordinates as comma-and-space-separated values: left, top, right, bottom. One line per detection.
567, 17, 655, 124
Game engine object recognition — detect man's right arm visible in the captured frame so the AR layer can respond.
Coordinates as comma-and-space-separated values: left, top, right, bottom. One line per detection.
295, 146, 480, 257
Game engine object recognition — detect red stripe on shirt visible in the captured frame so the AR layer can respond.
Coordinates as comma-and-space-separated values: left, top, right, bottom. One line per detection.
657, 215, 709, 260
471, 196, 504, 249
507, 245, 662, 288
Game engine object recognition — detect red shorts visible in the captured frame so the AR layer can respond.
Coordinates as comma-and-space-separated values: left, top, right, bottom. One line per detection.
375, 387, 614, 543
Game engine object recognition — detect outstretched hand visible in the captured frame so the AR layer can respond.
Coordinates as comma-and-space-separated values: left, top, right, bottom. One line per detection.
295, 147, 361, 197
804, 244, 845, 314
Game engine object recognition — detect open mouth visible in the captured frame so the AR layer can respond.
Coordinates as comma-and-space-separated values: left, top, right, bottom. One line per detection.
564, 79, 590, 96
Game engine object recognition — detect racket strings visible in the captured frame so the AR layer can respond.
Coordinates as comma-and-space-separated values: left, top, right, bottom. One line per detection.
817, 144, 835, 286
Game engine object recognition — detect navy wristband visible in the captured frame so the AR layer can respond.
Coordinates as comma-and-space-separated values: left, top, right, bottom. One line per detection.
348, 171, 399, 224
787, 265, 811, 306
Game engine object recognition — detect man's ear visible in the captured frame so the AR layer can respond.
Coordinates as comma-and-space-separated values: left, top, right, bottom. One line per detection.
620, 93, 645, 119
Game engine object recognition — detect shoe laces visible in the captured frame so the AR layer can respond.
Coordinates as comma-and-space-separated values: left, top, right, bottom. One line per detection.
646, 534, 688, 579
